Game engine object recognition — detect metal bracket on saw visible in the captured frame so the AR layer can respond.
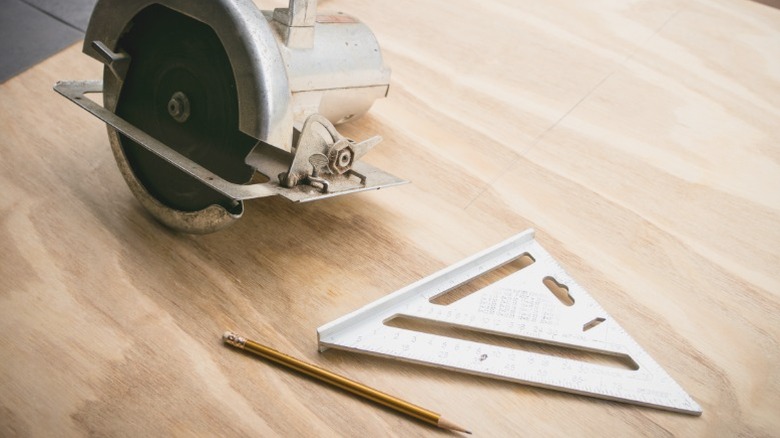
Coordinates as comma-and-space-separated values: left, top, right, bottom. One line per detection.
277, 114, 382, 193
54, 80, 406, 204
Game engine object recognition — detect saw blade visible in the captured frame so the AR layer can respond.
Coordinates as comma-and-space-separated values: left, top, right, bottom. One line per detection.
113, 5, 256, 212
318, 229, 702, 415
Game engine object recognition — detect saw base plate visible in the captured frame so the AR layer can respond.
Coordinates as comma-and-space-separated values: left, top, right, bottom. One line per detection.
54, 80, 407, 204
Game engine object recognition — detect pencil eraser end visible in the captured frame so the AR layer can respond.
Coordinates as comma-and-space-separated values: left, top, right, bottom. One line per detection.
223, 331, 246, 348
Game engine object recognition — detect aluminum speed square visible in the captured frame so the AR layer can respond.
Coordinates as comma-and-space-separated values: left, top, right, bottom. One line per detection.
318, 229, 702, 415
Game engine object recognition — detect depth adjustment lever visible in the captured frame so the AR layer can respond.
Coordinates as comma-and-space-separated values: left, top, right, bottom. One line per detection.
279, 114, 380, 192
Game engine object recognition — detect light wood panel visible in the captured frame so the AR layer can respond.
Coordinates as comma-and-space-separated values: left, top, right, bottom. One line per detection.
1, 0, 779, 435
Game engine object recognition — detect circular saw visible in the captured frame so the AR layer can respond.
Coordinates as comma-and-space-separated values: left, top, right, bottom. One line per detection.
55, 0, 405, 233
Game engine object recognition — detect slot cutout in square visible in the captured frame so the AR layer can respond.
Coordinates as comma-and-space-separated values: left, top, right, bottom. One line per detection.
430, 253, 535, 305
384, 316, 639, 370
544, 276, 574, 306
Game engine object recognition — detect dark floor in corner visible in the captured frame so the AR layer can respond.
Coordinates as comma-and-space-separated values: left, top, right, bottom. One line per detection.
0, 0, 96, 83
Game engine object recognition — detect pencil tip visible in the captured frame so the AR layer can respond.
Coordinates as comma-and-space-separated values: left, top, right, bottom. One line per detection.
438, 416, 471, 434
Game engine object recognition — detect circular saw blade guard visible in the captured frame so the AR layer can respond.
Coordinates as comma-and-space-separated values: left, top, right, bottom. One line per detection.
55, 0, 405, 232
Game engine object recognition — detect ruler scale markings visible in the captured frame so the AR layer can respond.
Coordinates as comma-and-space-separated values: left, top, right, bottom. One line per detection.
318, 229, 701, 415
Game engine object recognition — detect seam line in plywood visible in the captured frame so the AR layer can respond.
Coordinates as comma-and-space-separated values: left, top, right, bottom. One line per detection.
463, 7, 684, 211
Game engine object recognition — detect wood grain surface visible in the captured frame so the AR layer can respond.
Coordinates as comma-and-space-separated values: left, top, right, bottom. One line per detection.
2, 0, 779, 436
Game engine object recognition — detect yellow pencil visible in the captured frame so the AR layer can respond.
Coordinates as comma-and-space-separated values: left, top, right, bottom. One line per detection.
223, 331, 471, 434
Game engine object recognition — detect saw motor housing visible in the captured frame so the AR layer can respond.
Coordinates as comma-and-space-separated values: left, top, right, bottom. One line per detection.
57, 0, 404, 233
